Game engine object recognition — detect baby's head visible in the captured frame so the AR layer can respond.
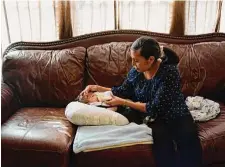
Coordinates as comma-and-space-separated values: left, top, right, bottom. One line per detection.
77, 91, 113, 104
78, 92, 99, 104
77, 91, 116, 111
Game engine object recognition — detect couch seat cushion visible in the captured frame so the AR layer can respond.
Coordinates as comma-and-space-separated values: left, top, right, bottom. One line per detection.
1, 107, 76, 167
198, 102, 225, 165
73, 144, 155, 167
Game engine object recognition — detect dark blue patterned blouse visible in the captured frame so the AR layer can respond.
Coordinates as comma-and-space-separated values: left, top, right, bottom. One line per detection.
111, 64, 191, 122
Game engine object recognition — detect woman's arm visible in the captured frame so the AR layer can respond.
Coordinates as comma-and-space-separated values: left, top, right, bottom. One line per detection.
80, 85, 111, 96
96, 85, 111, 92
124, 100, 146, 113
107, 65, 181, 118
81, 68, 136, 99
111, 68, 137, 99
105, 95, 147, 113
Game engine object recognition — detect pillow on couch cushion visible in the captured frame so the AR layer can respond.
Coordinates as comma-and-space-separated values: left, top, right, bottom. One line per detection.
65, 102, 129, 126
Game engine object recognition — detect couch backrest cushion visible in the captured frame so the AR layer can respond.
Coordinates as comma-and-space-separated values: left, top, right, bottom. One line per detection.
86, 41, 225, 97
163, 42, 225, 97
2, 47, 86, 107
86, 42, 132, 87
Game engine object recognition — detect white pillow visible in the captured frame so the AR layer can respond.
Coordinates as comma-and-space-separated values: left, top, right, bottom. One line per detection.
65, 101, 129, 126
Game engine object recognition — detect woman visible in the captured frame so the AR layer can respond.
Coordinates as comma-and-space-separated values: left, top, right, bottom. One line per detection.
80, 36, 202, 167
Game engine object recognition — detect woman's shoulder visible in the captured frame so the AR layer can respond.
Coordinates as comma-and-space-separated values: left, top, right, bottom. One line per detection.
159, 64, 180, 79
127, 67, 141, 81
162, 64, 178, 72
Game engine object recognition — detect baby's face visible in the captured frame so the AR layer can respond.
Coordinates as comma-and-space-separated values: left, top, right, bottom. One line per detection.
85, 92, 98, 103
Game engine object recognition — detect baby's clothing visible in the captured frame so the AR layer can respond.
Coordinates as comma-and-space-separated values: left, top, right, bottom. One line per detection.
94, 91, 113, 102
89, 91, 117, 111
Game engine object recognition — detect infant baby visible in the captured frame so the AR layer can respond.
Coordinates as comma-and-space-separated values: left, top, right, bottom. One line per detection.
77, 91, 117, 111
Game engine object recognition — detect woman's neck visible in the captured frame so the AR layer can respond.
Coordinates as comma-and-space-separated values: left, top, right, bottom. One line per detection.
144, 59, 162, 80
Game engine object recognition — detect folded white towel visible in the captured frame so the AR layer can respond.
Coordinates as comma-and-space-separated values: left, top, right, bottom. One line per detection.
73, 123, 153, 153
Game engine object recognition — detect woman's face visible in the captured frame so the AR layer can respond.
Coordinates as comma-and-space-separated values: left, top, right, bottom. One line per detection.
130, 49, 155, 72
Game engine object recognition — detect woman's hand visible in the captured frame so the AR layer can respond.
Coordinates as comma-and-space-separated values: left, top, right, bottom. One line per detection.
80, 85, 111, 97
106, 94, 147, 113
105, 95, 125, 106
80, 85, 98, 96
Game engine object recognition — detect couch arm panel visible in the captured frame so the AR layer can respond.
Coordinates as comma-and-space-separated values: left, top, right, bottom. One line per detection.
1, 83, 20, 124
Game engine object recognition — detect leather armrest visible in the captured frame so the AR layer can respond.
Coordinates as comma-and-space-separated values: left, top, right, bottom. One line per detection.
1, 83, 20, 124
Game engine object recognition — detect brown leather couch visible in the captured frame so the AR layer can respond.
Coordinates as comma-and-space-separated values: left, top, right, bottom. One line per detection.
1, 30, 225, 167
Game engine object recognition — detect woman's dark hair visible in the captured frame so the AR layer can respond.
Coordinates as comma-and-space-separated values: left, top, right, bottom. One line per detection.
162, 47, 179, 65
131, 36, 179, 65
131, 36, 161, 60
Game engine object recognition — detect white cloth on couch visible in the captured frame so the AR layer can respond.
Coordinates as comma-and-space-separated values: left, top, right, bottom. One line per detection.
73, 122, 153, 153
186, 96, 220, 122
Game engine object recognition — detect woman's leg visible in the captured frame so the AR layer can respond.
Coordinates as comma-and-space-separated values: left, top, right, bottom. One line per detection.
173, 115, 202, 167
150, 121, 177, 167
